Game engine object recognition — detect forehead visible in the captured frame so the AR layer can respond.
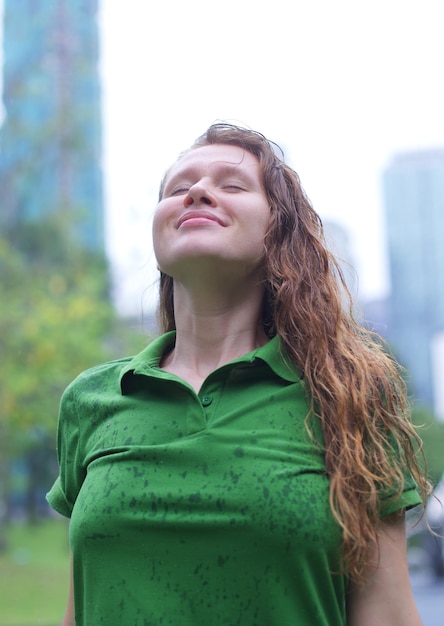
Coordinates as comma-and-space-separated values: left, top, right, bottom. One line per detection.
166, 144, 261, 181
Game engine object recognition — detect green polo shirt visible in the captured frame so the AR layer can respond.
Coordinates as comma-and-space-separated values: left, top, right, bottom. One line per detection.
47, 332, 420, 626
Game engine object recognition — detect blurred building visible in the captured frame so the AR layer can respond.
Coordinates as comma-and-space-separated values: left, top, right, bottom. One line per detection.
0, 0, 103, 251
383, 149, 444, 417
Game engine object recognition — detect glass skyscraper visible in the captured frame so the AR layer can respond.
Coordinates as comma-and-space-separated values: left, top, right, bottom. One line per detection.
0, 0, 103, 250
383, 149, 444, 414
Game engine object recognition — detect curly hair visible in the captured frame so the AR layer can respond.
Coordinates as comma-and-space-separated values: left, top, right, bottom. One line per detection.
156, 122, 430, 583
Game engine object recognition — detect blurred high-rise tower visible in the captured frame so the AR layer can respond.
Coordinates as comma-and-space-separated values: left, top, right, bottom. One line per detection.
0, 0, 103, 251
383, 149, 444, 416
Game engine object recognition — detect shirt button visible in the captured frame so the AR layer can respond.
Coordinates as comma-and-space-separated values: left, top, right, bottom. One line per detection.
201, 395, 213, 406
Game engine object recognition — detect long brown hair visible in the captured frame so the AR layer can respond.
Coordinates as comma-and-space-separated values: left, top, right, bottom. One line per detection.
157, 123, 430, 582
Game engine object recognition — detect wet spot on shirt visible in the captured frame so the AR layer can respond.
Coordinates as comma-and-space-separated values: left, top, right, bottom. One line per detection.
217, 554, 230, 567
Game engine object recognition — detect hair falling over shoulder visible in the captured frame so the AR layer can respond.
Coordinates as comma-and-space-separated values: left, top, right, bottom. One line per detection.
157, 123, 431, 583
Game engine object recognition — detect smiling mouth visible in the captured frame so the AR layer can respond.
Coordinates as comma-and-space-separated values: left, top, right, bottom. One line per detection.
177, 211, 224, 228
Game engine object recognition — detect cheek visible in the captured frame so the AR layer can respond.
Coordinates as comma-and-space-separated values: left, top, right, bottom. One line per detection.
152, 208, 168, 259
256, 205, 271, 238
152, 200, 170, 233
243, 209, 270, 257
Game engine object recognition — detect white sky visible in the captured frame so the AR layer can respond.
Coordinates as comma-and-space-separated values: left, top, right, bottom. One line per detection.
1, 1, 444, 316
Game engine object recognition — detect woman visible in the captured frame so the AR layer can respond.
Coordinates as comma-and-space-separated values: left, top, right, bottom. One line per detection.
48, 123, 429, 625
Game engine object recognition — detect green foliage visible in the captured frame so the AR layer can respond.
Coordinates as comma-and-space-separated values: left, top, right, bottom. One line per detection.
0, 223, 149, 508
0, 519, 69, 625
412, 405, 444, 486
1, 234, 113, 444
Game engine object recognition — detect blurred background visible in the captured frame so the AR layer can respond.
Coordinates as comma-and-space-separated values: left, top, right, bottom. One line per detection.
0, 1, 443, 624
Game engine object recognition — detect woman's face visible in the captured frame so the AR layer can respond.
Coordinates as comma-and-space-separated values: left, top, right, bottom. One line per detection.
153, 144, 270, 280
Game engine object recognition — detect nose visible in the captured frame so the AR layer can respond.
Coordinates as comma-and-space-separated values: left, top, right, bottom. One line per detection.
183, 181, 217, 208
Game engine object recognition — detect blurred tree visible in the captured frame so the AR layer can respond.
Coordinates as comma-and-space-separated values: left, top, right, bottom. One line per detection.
0, 223, 149, 532
412, 406, 444, 487
1, 226, 111, 439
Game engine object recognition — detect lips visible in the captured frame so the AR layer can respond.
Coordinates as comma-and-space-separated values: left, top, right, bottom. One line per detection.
177, 210, 225, 228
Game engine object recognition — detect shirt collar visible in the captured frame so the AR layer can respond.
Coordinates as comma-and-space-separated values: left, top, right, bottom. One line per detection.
247, 335, 301, 383
120, 332, 177, 394
120, 331, 301, 395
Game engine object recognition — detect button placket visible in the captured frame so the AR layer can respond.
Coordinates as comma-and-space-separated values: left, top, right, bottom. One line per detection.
199, 380, 222, 423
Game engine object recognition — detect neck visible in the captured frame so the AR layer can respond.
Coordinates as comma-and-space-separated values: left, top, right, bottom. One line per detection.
161, 277, 268, 388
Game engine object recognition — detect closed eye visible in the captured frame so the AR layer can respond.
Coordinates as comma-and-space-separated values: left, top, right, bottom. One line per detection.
222, 183, 245, 192
169, 186, 190, 196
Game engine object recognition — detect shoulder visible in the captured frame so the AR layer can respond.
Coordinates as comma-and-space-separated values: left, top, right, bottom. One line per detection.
60, 332, 176, 404
74, 356, 134, 382
61, 356, 134, 405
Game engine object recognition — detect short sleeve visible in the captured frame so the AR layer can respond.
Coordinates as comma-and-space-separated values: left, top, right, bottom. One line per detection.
379, 483, 422, 516
378, 435, 423, 516
46, 379, 87, 518
46, 476, 73, 517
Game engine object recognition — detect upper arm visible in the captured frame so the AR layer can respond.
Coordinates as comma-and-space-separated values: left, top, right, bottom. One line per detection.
346, 512, 424, 626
